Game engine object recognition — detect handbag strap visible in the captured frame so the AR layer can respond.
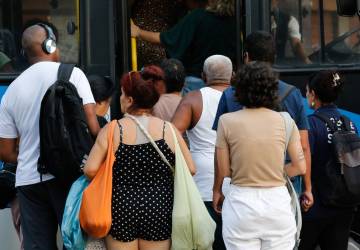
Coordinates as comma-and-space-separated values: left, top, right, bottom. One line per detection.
280, 112, 293, 148
124, 114, 175, 174
279, 112, 302, 247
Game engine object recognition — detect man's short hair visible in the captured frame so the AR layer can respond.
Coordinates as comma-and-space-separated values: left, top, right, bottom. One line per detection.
244, 31, 276, 64
160, 59, 185, 93
203, 55, 233, 84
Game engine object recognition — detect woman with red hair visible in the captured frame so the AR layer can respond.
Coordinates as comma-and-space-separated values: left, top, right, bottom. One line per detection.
83, 71, 195, 250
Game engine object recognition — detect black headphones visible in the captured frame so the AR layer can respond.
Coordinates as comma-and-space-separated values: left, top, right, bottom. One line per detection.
37, 23, 57, 54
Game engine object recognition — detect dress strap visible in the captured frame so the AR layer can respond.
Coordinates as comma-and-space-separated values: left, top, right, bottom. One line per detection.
116, 120, 123, 144
162, 121, 166, 139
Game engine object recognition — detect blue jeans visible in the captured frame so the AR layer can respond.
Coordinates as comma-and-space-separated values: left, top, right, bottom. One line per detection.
182, 76, 205, 95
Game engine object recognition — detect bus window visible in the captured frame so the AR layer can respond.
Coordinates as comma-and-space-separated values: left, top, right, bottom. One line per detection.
271, 0, 360, 67
0, 0, 79, 73
271, 0, 314, 66
315, 1, 360, 64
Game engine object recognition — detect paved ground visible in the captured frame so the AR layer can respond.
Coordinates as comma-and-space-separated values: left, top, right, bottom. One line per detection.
1, 208, 359, 250
0, 208, 20, 250
0, 208, 62, 250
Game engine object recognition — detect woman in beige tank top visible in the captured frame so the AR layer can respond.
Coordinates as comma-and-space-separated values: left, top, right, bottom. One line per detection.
213, 62, 306, 250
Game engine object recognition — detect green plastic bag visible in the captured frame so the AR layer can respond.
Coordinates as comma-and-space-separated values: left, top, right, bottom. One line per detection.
168, 124, 216, 250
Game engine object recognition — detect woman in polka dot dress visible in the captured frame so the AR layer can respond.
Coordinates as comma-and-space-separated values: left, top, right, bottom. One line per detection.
84, 69, 196, 250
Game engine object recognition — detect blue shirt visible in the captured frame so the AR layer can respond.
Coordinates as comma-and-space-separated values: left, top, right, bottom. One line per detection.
304, 104, 357, 219
212, 80, 310, 131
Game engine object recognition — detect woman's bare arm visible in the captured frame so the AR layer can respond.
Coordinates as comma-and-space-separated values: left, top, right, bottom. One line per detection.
174, 125, 196, 175
213, 146, 231, 213
83, 125, 109, 180
131, 22, 161, 44
285, 126, 306, 177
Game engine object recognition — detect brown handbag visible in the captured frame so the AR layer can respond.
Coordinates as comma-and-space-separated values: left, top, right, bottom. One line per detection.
79, 120, 116, 238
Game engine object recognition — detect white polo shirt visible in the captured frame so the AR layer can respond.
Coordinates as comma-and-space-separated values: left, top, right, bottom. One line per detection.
0, 62, 95, 186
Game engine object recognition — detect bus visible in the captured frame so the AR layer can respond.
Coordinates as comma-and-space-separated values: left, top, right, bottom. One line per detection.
1, 0, 359, 123
0, 0, 359, 248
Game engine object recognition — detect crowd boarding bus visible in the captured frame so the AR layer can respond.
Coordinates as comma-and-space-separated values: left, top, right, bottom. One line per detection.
0, 0, 359, 249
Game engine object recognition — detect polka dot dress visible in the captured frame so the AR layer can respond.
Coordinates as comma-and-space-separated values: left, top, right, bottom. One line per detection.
109, 122, 175, 242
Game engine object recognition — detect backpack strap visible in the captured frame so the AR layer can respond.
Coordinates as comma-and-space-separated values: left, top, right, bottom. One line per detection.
340, 115, 352, 132
278, 83, 296, 103
313, 113, 337, 133
279, 112, 302, 247
57, 63, 75, 82
280, 112, 294, 148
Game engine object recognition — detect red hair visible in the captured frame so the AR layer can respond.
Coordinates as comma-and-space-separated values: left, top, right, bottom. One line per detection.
120, 71, 160, 110
140, 65, 165, 81
140, 65, 166, 95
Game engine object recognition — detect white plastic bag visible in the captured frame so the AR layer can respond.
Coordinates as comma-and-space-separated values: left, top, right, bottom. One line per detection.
168, 124, 216, 250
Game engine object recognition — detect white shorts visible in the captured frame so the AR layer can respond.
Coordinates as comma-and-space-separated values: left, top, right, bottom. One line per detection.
222, 185, 296, 250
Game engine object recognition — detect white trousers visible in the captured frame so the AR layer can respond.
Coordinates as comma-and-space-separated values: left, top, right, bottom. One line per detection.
222, 185, 296, 250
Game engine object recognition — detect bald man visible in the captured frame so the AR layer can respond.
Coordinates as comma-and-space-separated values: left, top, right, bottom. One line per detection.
0, 24, 100, 250
171, 55, 232, 250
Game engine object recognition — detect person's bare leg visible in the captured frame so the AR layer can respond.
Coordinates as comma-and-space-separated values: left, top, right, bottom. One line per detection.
139, 239, 170, 250
105, 235, 138, 250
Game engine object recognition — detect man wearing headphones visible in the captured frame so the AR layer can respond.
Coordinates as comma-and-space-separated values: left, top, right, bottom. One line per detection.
0, 24, 100, 249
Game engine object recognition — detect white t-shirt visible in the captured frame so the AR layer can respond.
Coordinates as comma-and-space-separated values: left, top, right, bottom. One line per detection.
271, 16, 301, 40
0, 62, 95, 186
288, 16, 301, 40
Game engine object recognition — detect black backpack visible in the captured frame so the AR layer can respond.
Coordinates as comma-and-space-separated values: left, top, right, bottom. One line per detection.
314, 113, 360, 207
38, 64, 94, 186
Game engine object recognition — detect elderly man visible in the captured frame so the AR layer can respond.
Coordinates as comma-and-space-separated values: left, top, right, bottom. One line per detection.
172, 55, 232, 250
0, 24, 99, 249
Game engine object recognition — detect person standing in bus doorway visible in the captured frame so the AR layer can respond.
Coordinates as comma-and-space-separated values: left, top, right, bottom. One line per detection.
0, 24, 100, 250
172, 55, 232, 250
129, 0, 186, 68
212, 31, 314, 212
131, 0, 236, 94
271, 0, 311, 64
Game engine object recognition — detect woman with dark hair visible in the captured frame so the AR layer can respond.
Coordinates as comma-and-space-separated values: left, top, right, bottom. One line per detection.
88, 75, 115, 128
153, 59, 185, 121
131, 0, 236, 94
213, 62, 306, 250
83, 71, 195, 250
140, 65, 166, 95
299, 71, 357, 250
